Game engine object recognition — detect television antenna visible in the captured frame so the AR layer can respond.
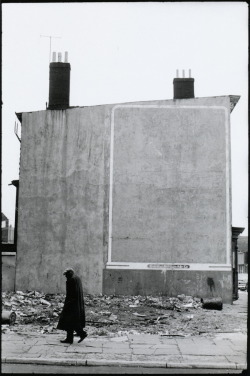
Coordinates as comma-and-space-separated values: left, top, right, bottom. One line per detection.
40, 35, 62, 63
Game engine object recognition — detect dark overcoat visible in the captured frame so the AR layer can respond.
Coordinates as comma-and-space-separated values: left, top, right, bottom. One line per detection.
57, 274, 85, 331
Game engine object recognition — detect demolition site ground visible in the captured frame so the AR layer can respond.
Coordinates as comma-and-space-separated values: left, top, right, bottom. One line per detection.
2, 291, 247, 337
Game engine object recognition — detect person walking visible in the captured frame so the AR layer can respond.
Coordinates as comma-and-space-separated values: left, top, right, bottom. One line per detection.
57, 268, 87, 344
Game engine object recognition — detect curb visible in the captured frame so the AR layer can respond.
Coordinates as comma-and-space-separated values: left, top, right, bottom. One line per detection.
3, 357, 79, 366
167, 362, 246, 370
2, 357, 247, 370
85, 359, 166, 368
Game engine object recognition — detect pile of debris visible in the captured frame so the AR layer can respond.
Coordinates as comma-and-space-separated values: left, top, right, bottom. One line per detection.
1, 291, 246, 337
2, 291, 64, 326
2, 292, 201, 324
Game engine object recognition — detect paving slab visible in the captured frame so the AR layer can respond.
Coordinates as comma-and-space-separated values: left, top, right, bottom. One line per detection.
2, 346, 32, 354
80, 340, 105, 347
128, 334, 160, 344
109, 336, 129, 342
68, 347, 103, 354
102, 342, 130, 348
132, 347, 157, 355
103, 347, 132, 354
35, 338, 59, 345
154, 347, 180, 355
177, 343, 236, 356
130, 354, 171, 362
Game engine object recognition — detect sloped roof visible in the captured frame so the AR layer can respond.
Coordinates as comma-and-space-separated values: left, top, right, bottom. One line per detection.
1, 213, 8, 221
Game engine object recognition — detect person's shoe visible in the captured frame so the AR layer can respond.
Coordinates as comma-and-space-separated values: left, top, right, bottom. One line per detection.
60, 339, 73, 344
78, 333, 88, 343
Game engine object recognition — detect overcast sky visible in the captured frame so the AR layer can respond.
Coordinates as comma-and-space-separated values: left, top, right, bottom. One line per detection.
2, 2, 248, 235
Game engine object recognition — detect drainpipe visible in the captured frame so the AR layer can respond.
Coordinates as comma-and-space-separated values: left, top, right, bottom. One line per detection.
9, 180, 19, 252
8, 180, 19, 292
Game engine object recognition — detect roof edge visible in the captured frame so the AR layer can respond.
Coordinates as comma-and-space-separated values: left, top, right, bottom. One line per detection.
15, 112, 22, 123
15, 95, 241, 116
229, 95, 240, 113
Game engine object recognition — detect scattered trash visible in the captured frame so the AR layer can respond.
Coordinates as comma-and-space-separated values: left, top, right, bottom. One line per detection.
177, 294, 186, 301
99, 311, 112, 316
40, 299, 51, 306
182, 314, 194, 322
132, 312, 147, 317
182, 303, 194, 309
1, 291, 245, 337
109, 314, 118, 322
156, 315, 168, 322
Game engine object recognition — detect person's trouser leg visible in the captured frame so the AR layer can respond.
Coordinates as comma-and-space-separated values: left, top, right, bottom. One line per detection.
76, 327, 87, 342
77, 328, 86, 337
60, 329, 74, 343
66, 329, 74, 342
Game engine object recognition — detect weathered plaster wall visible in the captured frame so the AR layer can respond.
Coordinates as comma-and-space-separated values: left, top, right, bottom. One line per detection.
110, 103, 229, 264
2, 253, 16, 292
103, 269, 232, 302
103, 270, 233, 303
15, 107, 108, 293
15, 95, 232, 298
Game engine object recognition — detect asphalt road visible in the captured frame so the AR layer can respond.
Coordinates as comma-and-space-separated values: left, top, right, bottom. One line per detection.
1, 364, 244, 374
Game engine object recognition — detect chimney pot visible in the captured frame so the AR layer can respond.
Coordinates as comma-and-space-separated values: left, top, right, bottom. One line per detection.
48, 58, 71, 110
58, 52, 62, 62
173, 70, 195, 100
52, 52, 56, 62
64, 51, 68, 63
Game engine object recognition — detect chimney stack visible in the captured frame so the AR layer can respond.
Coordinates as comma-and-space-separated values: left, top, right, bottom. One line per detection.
48, 51, 71, 110
173, 69, 194, 99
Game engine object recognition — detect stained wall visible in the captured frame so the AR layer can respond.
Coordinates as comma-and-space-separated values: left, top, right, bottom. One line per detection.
15, 96, 233, 300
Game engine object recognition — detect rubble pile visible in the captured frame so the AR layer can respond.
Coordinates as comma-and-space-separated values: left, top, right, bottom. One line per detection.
2, 291, 64, 327
2, 291, 246, 337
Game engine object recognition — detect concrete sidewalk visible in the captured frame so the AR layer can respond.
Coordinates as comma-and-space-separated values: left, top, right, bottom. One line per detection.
1, 330, 247, 370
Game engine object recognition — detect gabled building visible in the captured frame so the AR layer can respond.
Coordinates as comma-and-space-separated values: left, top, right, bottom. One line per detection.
14, 53, 240, 302
1, 213, 14, 244
238, 236, 248, 274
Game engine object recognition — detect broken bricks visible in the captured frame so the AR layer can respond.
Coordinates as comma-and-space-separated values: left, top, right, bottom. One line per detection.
2, 291, 241, 337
